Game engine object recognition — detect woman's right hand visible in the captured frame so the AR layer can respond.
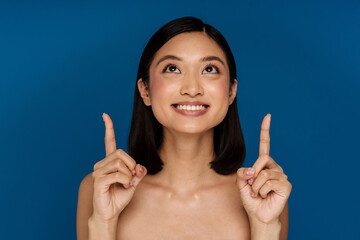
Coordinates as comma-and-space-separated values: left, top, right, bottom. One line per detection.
90, 113, 147, 222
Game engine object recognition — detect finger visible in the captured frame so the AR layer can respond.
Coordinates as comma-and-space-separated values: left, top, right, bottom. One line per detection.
93, 159, 132, 181
250, 169, 288, 196
236, 167, 255, 191
259, 113, 271, 156
251, 155, 283, 180
94, 171, 132, 195
94, 149, 137, 173
130, 164, 148, 188
258, 180, 291, 199
103, 113, 117, 156
134, 164, 147, 178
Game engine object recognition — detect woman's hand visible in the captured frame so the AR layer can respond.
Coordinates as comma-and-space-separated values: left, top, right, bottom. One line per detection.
91, 113, 147, 222
236, 114, 292, 225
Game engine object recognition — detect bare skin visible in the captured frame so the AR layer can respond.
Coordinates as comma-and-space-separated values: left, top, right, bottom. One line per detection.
77, 32, 291, 240
77, 114, 289, 240
116, 173, 251, 239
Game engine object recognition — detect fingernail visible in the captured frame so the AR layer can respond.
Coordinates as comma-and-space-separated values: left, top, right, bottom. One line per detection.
250, 191, 256, 198
139, 165, 144, 173
248, 178, 254, 185
132, 169, 136, 176
131, 178, 135, 186
246, 168, 255, 176
102, 113, 105, 122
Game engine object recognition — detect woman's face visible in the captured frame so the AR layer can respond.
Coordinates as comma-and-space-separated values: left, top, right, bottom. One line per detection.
138, 32, 237, 134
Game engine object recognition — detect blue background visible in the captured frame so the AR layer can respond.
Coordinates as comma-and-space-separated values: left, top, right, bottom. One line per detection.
1, 0, 359, 239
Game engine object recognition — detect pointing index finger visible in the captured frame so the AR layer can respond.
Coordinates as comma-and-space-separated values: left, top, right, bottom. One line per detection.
259, 113, 271, 156
103, 113, 116, 156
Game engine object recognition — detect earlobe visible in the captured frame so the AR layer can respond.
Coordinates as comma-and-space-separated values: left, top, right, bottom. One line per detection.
137, 78, 151, 106
229, 78, 238, 105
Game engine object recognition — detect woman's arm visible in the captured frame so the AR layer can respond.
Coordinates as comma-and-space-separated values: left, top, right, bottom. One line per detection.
76, 173, 118, 240
236, 114, 292, 240
87, 215, 118, 240
250, 219, 281, 240
248, 199, 288, 240
77, 173, 94, 240
279, 201, 289, 240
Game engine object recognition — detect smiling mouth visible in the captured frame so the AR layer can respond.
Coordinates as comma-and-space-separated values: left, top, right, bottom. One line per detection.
172, 104, 210, 111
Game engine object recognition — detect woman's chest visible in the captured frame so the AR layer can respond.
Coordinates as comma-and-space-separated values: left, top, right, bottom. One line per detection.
116, 184, 250, 240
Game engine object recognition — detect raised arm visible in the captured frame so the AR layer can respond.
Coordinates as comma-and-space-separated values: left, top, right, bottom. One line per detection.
236, 114, 292, 240
76, 113, 147, 240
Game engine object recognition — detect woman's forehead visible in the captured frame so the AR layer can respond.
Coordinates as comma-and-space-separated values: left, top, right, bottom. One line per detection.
152, 32, 227, 65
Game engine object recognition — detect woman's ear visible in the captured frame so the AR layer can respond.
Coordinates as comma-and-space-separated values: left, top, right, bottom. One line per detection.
137, 78, 151, 106
229, 78, 238, 105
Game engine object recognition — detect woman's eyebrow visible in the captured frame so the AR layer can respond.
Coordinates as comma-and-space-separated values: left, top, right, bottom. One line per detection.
156, 55, 225, 67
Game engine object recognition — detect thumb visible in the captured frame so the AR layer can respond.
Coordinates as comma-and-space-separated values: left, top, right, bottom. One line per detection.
132, 164, 147, 188
236, 167, 255, 192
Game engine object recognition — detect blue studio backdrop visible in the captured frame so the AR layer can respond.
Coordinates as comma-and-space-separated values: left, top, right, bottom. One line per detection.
1, 1, 359, 239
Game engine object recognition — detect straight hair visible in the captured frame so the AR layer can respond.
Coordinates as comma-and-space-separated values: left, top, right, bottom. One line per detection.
128, 16, 246, 175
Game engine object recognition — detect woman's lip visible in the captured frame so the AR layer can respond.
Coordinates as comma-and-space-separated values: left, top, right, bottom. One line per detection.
171, 104, 209, 117
172, 101, 210, 106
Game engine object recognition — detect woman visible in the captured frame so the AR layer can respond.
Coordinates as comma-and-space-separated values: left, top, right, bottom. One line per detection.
77, 16, 292, 240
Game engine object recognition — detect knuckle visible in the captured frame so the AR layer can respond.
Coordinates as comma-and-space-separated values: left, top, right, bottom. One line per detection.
116, 149, 124, 156
115, 172, 130, 183
92, 170, 100, 179
114, 172, 122, 178
114, 159, 123, 169
278, 164, 283, 170
259, 138, 270, 144
266, 180, 273, 188
259, 154, 269, 161
131, 160, 137, 169
260, 170, 270, 179
93, 162, 99, 171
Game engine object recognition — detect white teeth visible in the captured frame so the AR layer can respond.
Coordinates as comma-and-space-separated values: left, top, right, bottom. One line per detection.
176, 105, 207, 111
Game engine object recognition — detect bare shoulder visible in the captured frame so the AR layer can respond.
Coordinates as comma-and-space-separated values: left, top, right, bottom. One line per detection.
76, 172, 94, 240
78, 172, 94, 204
80, 172, 93, 188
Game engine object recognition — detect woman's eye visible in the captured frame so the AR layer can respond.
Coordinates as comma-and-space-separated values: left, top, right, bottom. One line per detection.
163, 64, 180, 73
203, 64, 220, 74
162, 63, 220, 74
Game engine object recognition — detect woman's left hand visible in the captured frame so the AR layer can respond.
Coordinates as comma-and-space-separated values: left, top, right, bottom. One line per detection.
236, 114, 292, 225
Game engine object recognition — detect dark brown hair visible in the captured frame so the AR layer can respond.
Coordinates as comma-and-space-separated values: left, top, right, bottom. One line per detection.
128, 16, 245, 175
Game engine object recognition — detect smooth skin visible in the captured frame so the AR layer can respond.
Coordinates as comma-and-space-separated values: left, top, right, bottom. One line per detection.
77, 32, 291, 240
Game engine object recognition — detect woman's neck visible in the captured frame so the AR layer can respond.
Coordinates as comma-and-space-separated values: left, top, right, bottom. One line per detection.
156, 128, 219, 193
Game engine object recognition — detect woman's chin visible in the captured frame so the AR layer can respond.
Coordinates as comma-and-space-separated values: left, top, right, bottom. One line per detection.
165, 125, 214, 135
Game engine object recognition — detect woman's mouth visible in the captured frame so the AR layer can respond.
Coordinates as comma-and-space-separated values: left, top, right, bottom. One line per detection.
172, 104, 209, 111
171, 103, 210, 117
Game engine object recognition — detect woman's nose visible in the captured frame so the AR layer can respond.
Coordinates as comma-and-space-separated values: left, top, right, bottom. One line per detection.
180, 74, 204, 97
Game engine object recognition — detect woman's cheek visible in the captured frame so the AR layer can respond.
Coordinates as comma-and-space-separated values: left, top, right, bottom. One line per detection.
148, 77, 176, 124
150, 78, 176, 104
207, 83, 231, 119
